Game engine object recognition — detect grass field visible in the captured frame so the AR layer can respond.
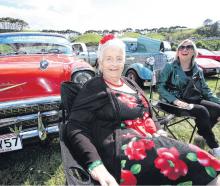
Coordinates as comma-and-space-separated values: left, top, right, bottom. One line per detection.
0, 76, 219, 185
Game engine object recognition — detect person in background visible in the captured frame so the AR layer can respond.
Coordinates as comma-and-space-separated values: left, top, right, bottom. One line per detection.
66, 35, 220, 185
157, 39, 220, 157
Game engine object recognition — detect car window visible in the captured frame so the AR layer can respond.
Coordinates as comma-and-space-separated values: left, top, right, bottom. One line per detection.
72, 44, 83, 52
124, 41, 137, 52
136, 43, 147, 53
0, 34, 72, 56
0, 43, 71, 55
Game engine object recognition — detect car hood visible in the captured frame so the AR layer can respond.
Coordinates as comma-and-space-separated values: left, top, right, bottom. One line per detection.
195, 58, 220, 68
0, 54, 92, 102
0, 54, 75, 63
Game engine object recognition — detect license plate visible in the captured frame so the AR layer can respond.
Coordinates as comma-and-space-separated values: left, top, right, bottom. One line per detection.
0, 133, 22, 153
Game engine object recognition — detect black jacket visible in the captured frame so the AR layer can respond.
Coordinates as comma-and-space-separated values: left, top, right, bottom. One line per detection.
66, 76, 158, 181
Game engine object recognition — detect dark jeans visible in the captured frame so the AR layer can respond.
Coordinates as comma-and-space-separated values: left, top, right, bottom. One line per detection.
161, 100, 220, 148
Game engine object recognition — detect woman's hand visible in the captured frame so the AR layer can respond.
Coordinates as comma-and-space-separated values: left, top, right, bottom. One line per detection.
173, 99, 189, 109
90, 164, 119, 186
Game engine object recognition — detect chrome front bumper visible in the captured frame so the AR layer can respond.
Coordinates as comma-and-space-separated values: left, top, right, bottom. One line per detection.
20, 123, 59, 140
18, 110, 60, 140
0, 96, 61, 141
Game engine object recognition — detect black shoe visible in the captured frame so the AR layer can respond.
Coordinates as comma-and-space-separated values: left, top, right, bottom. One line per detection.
193, 134, 205, 149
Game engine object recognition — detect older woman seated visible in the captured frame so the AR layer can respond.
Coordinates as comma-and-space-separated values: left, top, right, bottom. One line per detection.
66, 35, 220, 185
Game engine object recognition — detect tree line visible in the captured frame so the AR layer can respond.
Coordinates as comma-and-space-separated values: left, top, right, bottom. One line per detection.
0, 17, 190, 35
0, 17, 219, 41
0, 17, 28, 32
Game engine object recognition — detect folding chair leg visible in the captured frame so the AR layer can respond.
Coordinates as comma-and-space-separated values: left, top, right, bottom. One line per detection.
164, 117, 197, 143
189, 123, 197, 143
163, 124, 177, 140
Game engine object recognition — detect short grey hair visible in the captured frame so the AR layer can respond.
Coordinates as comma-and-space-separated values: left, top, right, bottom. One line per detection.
97, 38, 126, 61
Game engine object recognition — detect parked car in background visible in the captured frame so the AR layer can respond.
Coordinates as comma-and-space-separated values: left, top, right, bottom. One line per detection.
0, 32, 95, 153
197, 48, 220, 62
164, 51, 220, 76
122, 37, 169, 87
71, 42, 97, 67
213, 51, 220, 55
195, 58, 220, 76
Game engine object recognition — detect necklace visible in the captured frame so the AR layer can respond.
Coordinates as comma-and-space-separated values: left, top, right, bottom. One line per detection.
104, 78, 124, 87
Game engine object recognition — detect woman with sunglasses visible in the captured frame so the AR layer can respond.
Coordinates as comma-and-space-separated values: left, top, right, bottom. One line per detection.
158, 39, 220, 157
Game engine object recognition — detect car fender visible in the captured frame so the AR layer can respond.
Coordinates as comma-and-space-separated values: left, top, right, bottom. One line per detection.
71, 67, 95, 77
69, 59, 95, 76
125, 63, 152, 80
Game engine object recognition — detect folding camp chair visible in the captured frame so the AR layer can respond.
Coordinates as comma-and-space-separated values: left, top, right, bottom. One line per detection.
59, 121, 94, 185
59, 78, 179, 185
149, 69, 197, 143
59, 81, 97, 185
152, 101, 197, 143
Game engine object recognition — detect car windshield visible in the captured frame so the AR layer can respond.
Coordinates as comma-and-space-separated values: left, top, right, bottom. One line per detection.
198, 48, 216, 55
0, 34, 72, 56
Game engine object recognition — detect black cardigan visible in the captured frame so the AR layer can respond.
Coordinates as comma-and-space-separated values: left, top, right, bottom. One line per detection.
66, 76, 159, 181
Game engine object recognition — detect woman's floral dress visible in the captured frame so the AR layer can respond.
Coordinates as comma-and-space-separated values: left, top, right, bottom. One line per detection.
111, 90, 220, 185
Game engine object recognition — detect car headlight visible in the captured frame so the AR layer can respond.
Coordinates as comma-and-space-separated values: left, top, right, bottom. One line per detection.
71, 71, 94, 85
145, 57, 155, 66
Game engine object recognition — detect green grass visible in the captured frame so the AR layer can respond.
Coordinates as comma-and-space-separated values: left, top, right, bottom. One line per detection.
71, 33, 102, 46
0, 76, 219, 185
0, 138, 65, 185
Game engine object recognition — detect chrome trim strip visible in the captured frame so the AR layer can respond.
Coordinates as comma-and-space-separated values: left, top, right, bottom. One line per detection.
20, 125, 59, 140
0, 96, 61, 109
0, 110, 60, 127
0, 82, 27, 92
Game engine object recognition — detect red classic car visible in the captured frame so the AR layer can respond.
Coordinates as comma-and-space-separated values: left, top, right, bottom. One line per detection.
194, 58, 220, 76
197, 48, 220, 62
0, 32, 95, 153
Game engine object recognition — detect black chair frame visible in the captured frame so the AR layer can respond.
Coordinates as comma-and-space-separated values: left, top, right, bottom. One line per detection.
149, 69, 197, 144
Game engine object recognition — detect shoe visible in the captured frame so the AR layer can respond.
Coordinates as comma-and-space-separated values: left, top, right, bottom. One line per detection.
210, 147, 220, 158
193, 134, 205, 149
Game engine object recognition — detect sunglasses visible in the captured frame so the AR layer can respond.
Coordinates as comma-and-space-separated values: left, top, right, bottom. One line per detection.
178, 45, 194, 51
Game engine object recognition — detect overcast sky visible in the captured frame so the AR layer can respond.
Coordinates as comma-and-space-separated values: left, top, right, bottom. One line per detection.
0, 0, 219, 33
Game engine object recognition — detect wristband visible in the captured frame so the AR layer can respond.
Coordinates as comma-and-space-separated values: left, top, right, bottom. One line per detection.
88, 160, 103, 172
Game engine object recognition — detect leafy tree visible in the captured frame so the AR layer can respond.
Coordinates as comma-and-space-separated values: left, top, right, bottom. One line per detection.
210, 22, 220, 36
103, 30, 109, 34
125, 28, 133, 32
196, 41, 207, 49
0, 17, 28, 31
203, 19, 213, 26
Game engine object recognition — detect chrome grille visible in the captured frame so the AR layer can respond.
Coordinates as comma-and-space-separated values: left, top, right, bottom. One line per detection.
0, 96, 61, 119
0, 103, 60, 118
0, 96, 61, 135
0, 111, 60, 135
